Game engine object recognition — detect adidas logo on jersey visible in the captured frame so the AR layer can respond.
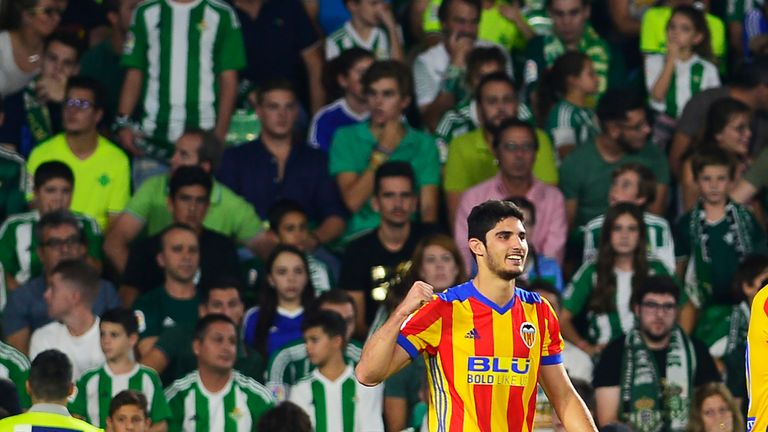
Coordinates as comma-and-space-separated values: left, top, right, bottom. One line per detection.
465, 328, 480, 339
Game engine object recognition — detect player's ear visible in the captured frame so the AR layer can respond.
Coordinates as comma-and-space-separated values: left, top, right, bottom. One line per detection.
468, 238, 485, 257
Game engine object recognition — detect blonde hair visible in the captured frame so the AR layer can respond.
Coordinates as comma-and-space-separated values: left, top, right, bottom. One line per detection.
687, 383, 743, 432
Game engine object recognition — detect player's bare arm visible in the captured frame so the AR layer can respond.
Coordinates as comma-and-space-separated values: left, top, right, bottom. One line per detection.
540, 363, 599, 431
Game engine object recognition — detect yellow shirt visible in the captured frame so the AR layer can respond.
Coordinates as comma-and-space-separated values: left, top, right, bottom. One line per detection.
0, 410, 103, 431
747, 285, 768, 432
27, 133, 130, 230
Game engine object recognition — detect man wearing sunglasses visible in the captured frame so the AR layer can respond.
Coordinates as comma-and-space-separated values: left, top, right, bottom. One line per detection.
27, 76, 130, 231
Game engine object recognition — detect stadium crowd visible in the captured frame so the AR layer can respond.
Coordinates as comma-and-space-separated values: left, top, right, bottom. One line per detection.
0, 0, 767, 429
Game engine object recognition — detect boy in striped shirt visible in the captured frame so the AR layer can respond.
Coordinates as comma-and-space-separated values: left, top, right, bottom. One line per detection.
325, 0, 403, 61
165, 314, 274, 431
107, 390, 152, 432
70, 308, 170, 429
289, 310, 383, 432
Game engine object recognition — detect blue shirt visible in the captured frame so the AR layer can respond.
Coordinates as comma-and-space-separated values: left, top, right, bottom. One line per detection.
3, 276, 121, 335
524, 254, 565, 292
243, 306, 305, 357
216, 139, 347, 222
0, 88, 62, 158
744, 9, 768, 59
308, 98, 368, 152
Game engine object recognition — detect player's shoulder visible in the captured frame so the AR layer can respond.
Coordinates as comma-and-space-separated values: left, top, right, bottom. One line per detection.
513, 287, 544, 305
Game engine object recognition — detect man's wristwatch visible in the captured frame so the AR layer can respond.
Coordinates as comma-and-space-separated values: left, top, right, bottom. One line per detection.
368, 150, 390, 171
112, 114, 132, 132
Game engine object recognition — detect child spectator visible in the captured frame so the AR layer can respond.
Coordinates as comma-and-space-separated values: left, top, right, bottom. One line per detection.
325, 0, 403, 61
70, 308, 170, 429
645, 5, 720, 148
540, 51, 600, 160
106, 390, 151, 432
289, 310, 384, 431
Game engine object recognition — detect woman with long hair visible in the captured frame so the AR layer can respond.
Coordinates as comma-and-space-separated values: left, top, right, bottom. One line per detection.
687, 383, 744, 432
243, 245, 316, 359
560, 203, 672, 356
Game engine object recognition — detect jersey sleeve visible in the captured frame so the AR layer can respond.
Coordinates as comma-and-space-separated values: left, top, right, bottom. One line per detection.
149, 371, 173, 423
214, 9, 246, 73
397, 297, 444, 359
122, 7, 149, 70
540, 296, 564, 365
562, 263, 594, 316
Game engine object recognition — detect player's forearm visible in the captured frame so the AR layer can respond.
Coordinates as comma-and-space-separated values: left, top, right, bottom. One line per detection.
356, 308, 410, 386
214, 70, 238, 140
118, 69, 144, 117
558, 392, 599, 431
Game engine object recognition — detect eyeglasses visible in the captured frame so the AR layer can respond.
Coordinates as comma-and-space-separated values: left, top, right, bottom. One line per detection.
499, 142, 537, 153
41, 235, 81, 249
28, 6, 63, 17
64, 98, 94, 111
640, 301, 677, 314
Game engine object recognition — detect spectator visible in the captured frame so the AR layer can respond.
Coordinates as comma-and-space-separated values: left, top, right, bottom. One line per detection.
242, 245, 316, 359
743, 1, 768, 59
266, 290, 361, 402
0, 31, 84, 157
105, 129, 264, 275
559, 89, 669, 228
582, 164, 675, 273
325, 0, 403, 61
0, 350, 100, 431
117, 0, 245, 186
164, 314, 275, 430
540, 51, 600, 160
508, 197, 564, 292
233, 0, 325, 113
524, 0, 620, 102
289, 310, 384, 431
27, 76, 131, 231
131, 224, 202, 356
106, 390, 151, 432
675, 150, 766, 352
2, 211, 120, 356
331, 61, 440, 239
308, 48, 373, 152
268, 199, 336, 294
0, 162, 102, 293
593, 275, 721, 429
218, 81, 347, 247
79, 0, 139, 120
644, 5, 720, 148
561, 203, 675, 356
0, 341, 30, 410
670, 57, 768, 179
688, 383, 744, 432
444, 72, 558, 227
0, 379, 22, 419
256, 401, 312, 432
338, 162, 439, 334
29, 260, 105, 380
70, 308, 170, 429
142, 276, 262, 386
0, 0, 62, 96
119, 167, 240, 306
476, 0, 536, 50
680, 98, 753, 211
455, 118, 566, 271
0, 97, 29, 224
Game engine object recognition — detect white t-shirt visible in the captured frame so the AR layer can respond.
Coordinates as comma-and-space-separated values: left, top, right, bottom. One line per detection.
0, 31, 38, 96
29, 317, 105, 379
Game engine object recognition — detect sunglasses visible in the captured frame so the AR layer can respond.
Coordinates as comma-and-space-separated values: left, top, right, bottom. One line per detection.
64, 98, 95, 111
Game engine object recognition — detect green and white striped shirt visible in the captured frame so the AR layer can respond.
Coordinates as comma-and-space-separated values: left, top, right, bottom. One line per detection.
70, 364, 171, 428
325, 22, 392, 60
545, 99, 600, 151
0, 341, 30, 409
288, 365, 383, 432
122, 0, 246, 159
165, 370, 274, 432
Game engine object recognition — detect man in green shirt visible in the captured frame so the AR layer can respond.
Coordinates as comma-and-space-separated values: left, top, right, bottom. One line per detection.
104, 129, 265, 276
165, 314, 274, 431
559, 89, 669, 229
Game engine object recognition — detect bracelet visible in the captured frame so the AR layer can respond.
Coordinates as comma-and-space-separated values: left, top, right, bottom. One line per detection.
368, 150, 389, 171
112, 114, 131, 132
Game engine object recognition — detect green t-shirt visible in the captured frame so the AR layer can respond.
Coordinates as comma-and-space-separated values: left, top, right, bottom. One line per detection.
558, 141, 670, 227
563, 259, 673, 345
133, 287, 200, 338
0, 341, 30, 409
165, 371, 274, 432
70, 364, 171, 427
383, 355, 425, 429
640, 6, 726, 61
545, 100, 600, 151
124, 174, 263, 241
329, 122, 440, 239
0, 211, 102, 287
122, 0, 247, 159
442, 127, 558, 193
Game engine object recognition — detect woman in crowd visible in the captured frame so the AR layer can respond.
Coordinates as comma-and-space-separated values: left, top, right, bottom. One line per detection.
688, 382, 744, 432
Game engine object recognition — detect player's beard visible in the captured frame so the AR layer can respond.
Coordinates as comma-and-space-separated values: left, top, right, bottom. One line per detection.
486, 251, 524, 281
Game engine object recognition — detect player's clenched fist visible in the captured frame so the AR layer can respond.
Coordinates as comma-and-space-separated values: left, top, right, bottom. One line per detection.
397, 281, 435, 316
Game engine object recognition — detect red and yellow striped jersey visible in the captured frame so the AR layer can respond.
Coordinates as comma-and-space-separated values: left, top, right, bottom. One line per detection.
747, 284, 768, 432
398, 281, 564, 432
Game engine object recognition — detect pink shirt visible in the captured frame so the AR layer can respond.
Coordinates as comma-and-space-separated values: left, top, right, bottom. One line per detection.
454, 174, 567, 273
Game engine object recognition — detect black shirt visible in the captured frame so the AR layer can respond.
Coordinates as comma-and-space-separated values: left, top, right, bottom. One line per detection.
122, 228, 241, 294
339, 223, 440, 325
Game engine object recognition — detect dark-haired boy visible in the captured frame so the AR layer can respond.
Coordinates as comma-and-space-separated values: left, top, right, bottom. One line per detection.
0, 161, 102, 292
107, 390, 151, 432
70, 308, 170, 430
675, 150, 766, 349
289, 310, 383, 431
325, 0, 402, 61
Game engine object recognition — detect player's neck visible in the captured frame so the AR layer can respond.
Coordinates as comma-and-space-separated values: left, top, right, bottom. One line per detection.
318, 353, 347, 381
107, 354, 136, 375
474, 269, 516, 307
63, 307, 96, 337
199, 367, 232, 393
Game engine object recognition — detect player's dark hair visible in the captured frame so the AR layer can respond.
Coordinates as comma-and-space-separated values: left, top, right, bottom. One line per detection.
374, 161, 415, 196
491, 117, 538, 150
301, 309, 348, 342
35, 210, 85, 246
596, 88, 645, 130
732, 253, 768, 302
180, 127, 223, 172
108, 390, 149, 418
66, 76, 105, 111
611, 163, 657, 206
34, 161, 74, 190
169, 165, 212, 201
194, 313, 237, 341
101, 308, 139, 336
594, 203, 648, 313
200, 275, 244, 304
257, 402, 313, 432
28, 349, 73, 401
437, 0, 481, 22
362, 60, 413, 98
467, 200, 525, 260
630, 274, 680, 308
268, 199, 308, 233
51, 259, 100, 306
